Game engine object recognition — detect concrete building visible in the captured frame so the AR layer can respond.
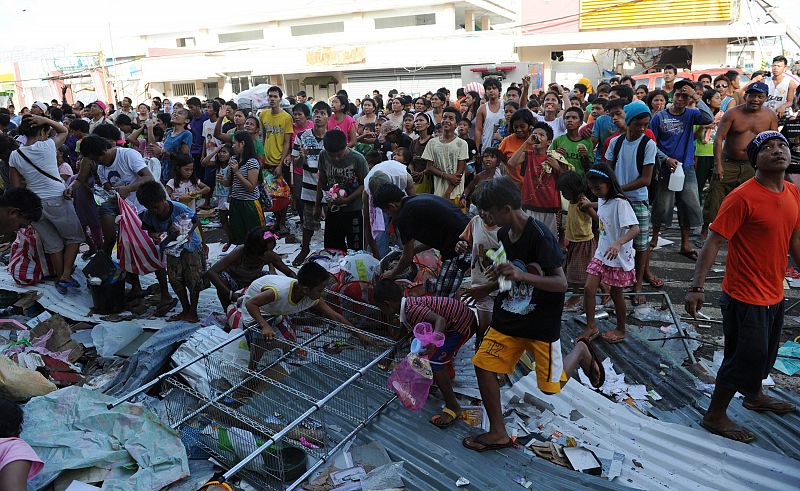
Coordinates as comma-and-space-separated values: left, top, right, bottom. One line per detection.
516, 0, 789, 87
101, 1, 520, 104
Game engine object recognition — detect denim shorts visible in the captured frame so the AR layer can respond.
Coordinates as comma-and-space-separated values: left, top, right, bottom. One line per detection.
650, 165, 703, 228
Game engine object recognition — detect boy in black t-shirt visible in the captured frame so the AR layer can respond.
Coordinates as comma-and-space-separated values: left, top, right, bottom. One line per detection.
463, 177, 605, 452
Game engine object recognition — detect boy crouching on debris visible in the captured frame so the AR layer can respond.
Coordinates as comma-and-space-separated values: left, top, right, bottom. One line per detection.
241, 262, 355, 368
373, 279, 477, 428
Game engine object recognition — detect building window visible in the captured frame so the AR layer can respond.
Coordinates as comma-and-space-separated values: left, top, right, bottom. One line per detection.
172, 82, 196, 97
290, 22, 344, 37
203, 82, 219, 99
374, 13, 435, 29
176, 37, 195, 47
251, 76, 270, 87
231, 76, 250, 94
218, 30, 264, 43
285, 79, 300, 97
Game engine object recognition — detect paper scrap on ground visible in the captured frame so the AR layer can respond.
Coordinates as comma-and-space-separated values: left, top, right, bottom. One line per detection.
774, 341, 800, 375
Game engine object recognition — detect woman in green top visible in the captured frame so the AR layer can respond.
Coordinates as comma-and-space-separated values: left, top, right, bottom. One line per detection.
695, 88, 722, 206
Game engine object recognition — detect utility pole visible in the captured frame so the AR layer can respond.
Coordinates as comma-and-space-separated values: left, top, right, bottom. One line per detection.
755, 0, 800, 51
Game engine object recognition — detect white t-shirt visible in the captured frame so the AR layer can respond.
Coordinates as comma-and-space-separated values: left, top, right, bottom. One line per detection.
364, 160, 410, 199
9, 139, 65, 199
241, 274, 319, 324
595, 197, 638, 271
97, 147, 149, 212
166, 179, 201, 212
544, 115, 566, 140
202, 119, 222, 160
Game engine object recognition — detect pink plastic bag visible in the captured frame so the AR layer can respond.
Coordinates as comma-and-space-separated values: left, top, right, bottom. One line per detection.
388, 353, 433, 411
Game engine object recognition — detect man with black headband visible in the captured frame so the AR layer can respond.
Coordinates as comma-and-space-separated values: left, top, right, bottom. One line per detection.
687, 131, 799, 443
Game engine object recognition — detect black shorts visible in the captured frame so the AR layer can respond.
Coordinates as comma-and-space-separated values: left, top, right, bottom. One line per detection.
716, 292, 783, 397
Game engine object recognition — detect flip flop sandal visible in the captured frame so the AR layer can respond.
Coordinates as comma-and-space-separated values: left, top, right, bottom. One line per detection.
647, 274, 665, 288
430, 407, 460, 428
699, 420, 756, 443
601, 331, 626, 344
153, 298, 179, 317
578, 339, 606, 389
678, 250, 699, 261
462, 433, 514, 453
55, 280, 70, 295
742, 400, 796, 414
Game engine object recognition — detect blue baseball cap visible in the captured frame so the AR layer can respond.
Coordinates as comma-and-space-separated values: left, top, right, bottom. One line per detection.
745, 81, 769, 94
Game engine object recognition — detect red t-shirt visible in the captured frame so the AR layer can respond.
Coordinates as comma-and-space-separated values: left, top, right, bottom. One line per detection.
602, 129, 657, 161
521, 152, 560, 212
710, 178, 800, 306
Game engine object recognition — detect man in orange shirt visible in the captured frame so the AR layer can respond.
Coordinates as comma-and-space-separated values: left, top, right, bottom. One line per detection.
686, 131, 799, 444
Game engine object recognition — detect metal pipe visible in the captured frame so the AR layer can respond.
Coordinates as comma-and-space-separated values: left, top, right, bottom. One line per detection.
660, 292, 698, 365
106, 327, 249, 409
220, 345, 394, 483
286, 395, 399, 491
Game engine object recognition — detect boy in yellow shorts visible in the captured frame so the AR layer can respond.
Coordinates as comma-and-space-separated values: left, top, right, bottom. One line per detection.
464, 176, 571, 452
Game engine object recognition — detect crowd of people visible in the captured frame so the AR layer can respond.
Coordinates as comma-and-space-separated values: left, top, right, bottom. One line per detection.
0, 55, 799, 465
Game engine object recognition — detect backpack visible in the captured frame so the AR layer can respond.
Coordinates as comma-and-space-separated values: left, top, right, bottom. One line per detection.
611, 134, 660, 200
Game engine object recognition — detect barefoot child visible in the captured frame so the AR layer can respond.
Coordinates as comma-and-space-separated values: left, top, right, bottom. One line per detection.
166, 153, 211, 213
207, 227, 296, 312
579, 164, 640, 343
203, 144, 233, 251
456, 183, 499, 344
138, 181, 205, 322
373, 279, 477, 428
557, 171, 598, 307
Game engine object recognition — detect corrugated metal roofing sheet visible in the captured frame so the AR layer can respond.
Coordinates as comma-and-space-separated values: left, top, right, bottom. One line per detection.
543, 316, 800, 461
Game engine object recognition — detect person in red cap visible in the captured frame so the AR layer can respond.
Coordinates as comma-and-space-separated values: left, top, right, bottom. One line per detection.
88, 101, 111, 134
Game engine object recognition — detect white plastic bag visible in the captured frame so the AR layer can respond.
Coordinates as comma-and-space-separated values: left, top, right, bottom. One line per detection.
91, 322, 145, 358
171, 325, 229, 397
220, 328, 251, 385
234, 84, 271, 109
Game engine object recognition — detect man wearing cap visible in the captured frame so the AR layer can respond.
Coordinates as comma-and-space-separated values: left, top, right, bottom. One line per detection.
648, 79, 713, 261
687, 131, 799, 443
88, 101, 111, 134
704, 81, 777, 227
30, 101, 48, 116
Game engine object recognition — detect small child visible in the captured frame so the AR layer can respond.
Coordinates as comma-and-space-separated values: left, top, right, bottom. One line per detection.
455, 183, 499, 345
494, 101, 520, 146
462, 147, 503, 204
207, 226, 296, 312
204, 144, 233, 250
403, 112, 417, 140
374, 279, 477, 428
557, 171, 598, 307
166, 153, 211, 213
138, 181, 205, 323
579, 164, 640, 344
0, 399, 44, 485
393, 147, 409, 165
56, 144, 74, 181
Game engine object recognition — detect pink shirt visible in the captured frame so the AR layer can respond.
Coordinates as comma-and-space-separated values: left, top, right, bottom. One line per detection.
0, 438, 44, 479
326, 115, 356, 144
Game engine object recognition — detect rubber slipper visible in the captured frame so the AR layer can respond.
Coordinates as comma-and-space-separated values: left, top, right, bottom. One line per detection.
55, 280, 70, 295
462, 433, 514, 453
699, 420, 755, 443
647, 274, 665, 288
430, 407, 459, 428
578, 339, 605, 388
601, 331, 626, 344
678, 249, 699, 261
742, 399, 796, 414
154, 298, 179, 317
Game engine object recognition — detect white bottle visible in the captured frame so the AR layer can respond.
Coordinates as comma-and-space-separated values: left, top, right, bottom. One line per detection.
668, 164, 685, 192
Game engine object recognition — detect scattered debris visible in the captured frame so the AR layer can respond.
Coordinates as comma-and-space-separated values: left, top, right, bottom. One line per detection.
774, 340, 800, 376
456, 476, 470, 487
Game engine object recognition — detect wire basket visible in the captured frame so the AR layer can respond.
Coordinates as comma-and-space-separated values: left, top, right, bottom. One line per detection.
159, 315, 402, 490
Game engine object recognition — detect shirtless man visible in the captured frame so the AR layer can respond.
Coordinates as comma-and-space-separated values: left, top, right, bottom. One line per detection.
704, 82, 778, 226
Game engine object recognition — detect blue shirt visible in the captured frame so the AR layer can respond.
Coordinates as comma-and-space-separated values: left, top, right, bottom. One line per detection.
592, 116, 616, 163
140, 201, 202, 253
648, 104, 712, 168
189, 112, 209, 155
162, 129, 194, 181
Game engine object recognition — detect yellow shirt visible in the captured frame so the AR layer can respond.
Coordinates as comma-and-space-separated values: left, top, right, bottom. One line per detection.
565, 201, 594, 242
259, 110, 294, 167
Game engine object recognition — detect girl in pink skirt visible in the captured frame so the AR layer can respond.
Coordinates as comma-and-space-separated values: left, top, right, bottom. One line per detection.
578, 164, 640, 344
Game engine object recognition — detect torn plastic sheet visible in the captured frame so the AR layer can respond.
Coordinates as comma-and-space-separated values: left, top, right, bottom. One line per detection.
774, 341, 800, 376
23, 386, 189, 491
102, 321, 199, 397
92, 322, 145, 358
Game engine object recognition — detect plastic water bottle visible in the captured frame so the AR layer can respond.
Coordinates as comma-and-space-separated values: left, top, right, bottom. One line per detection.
668, 164, 685, 192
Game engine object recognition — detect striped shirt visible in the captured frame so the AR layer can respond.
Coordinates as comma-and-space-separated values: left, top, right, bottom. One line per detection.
292, 128, 324, 203
400, 296, 475, 338
229, 157, 261, 201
